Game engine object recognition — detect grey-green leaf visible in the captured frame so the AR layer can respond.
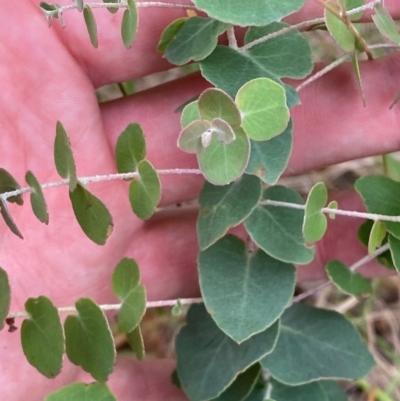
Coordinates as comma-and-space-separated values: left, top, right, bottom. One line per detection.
157, 17, 188, 52
0, 167, 24, 205
388, 234, 400, 273
69, 183, 114, 245
103, 0, 119, 14
129, 160, 161, 219
83, 6, 98, 48
198, 174, 263, 250
21, 296, 64, 378
176, 304, 279, 401
73, 0, 83, 12
245, 186, 315, 264
54, 122, 78, 192
0, 199, 23, 239
25, 171, 49, 224
372, 4, 400, 45
199, 235, 296, 343
121, 0, 138, 48
127, 325, 145, 360
45, 382, 117, 401
261, 303, 375, 384
181, 101, 201, 128
0, 267, 11, 331
115, 123, 146, 174
64, 298, 116, 382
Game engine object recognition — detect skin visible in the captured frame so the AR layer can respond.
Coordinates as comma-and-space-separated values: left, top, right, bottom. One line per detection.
0, 0, 400, 399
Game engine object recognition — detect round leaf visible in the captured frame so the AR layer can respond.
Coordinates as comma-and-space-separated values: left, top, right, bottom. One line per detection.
45, 382, 117, 401
157, 17, 188, 52
25, 170, 49, 224
103, 0, 119, 14
0, 267, 11, 331
180, 101, 201, 128
121, 0, 138, 48
178, 120, 211, 154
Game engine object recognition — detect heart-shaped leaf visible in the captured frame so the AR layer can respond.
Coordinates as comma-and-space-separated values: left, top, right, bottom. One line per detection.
25, 170, 49, 224
0, 267, 11, 331
45, 382, 117, 401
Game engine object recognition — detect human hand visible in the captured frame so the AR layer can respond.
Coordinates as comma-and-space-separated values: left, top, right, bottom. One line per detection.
0, 0, 399, 399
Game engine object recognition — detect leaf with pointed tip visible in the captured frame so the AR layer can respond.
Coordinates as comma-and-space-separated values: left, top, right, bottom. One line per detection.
0, 267, 11, 331
327, 200, 338, 219
326, 260, 373, 296
21, 296, 64, 378
303, 182, 328, 243
54, 122, 78, 192
112, 258, 146, 333
192, 0, 306, 27
127, 325, 145, 360
103, 0, 119, 14
245, 120, 292, 185
73, 0, 83, 12
178, 120, 211, 154
0, 199, 23, 239
0, 168, 23, 205
129, 160, 161, 219
181, 101, 201, 128
115, 123, 146, 174
164, 17, 229, 65
198, 174, 262, 250
372, 4, 400, 45
261, 303, 375, 385
245, 186, 315, 264
65, 298, 116, 382
83, 6, 98, 48
199, 235, 296, 342
45, 382, 117, 401
121, 0, 138, 48
157, 18, 187, 52
69, 183, 114, 245
368, 220, 386, 255
176, 304, 279, 401
198, 128, 250, 185
25, 171, 49, 224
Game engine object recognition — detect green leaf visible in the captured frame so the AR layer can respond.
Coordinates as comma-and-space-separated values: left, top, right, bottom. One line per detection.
115, 123, 146, 174
347, 0, 365, 21
192, 0, 306, 27
368, 220, 386, 255
327, 200, 338, 219
171, 299, 183, 316
383, 154, 400, 181
83, 6, 98, 48
69, 183, 114, 245
199, 235, 296, 343
211, 364, 261, 401
270, 378, 348, 401
65, 298, 116, 382
198, 174, 263, 250
0, 267, 11, 331
45, 382, 117, 401
127, 325, 145, 360
40, 2, 58, 12
246, 119, 292, 185
388, 234, 400, 273
176, 304, 279, 401
25, 171, 49, 224
181, 101, 201, 128
198, 88, 241, 128
198, 127, 250, 185
325, 2, 355, 52
73, 0, 83, 12
303, 182, 328, 243
21, 296, 64, 378
355, 175, 400, 239
326, 260, 373, 297
112, 258, 146, 333
0, 199, 23, 239
121, 0, 138, 48
164, 17, 229, 65
54, 122, 78, 192
0, 167, 23, 205
178, 120, 212, 154
261, 303, 375, 385
157, 17, 187, 52
236, 78, 289, 141
372, 4, 400, 45
245, 186, 315, 264
103, 0, 119, 14
129, 160, 161, 219
243, 376, 266, 401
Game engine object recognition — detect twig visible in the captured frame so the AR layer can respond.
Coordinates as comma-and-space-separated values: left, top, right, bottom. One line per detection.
226, 27, 238, 49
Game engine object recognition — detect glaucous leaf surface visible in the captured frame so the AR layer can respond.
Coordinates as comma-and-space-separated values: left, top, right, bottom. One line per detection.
199, 235, 295, 343
0, 199, 23, 239
54, 122, 78, 192
372, 4, 400, 44
270, 378, 348, 401
176, 304, 279, 401
121, 0, 138, 48
64, 298, 116, 382
327, 200, 338, 219
261, 303, 375, 384
83, 6, 98, 48
245, 120, 292, 184
21, 296, 64, 378
197, 174, 262, 250
126, 325, 145, 361
103, 0, 119, 14
45, 382, 117, 401
236, 78, 289, 141
388, 234, 400, 273
355, 175, 400, 239
164, 17, 229, 65
25, 170, 49, 224
0, 168, 23, 205
69, 183, 113, 245
112, 258, 146, 333
180, 101, 200, 128
0, 267, 10, 331
242, 377, 266, 401
192, 0, 306, 27
303, 182, 328, 243
157, 17, 187, 52
178, 120, 212, 154
73, 0, 83, 12
115, 123, 146, 174
245, 186, 314, 264
129, 160, 161, 219
368, 220, 386, 255
325, 260, 373, 297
